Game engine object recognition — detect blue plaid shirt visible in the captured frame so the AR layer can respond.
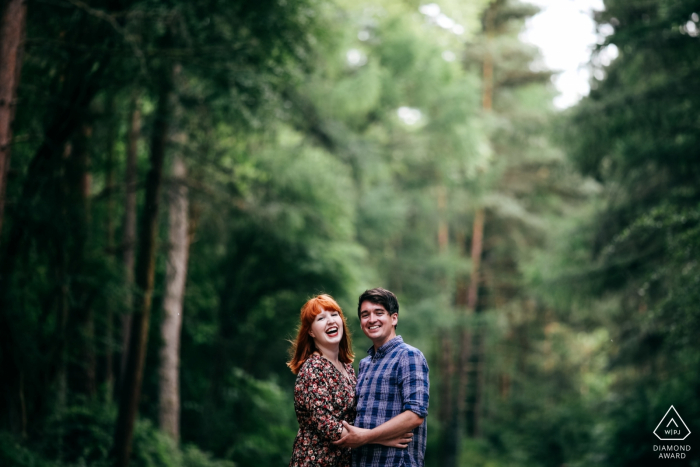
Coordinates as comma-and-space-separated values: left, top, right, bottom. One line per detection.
352, 336, 430, 467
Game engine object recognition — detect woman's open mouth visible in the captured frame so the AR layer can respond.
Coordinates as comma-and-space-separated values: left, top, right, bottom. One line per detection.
325, 326, 339, 337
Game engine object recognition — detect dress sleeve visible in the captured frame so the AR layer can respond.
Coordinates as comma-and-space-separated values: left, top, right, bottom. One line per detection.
298, 360, 345, 441
398, 349, 430, 418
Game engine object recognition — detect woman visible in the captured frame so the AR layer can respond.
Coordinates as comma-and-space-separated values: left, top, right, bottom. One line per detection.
287, 294, 409, 467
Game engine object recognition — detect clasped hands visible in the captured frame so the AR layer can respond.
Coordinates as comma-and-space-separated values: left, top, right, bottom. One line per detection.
332, 421, 413, 449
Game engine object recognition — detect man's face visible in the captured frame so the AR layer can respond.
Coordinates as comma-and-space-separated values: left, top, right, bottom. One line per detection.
359, 300, 397, 348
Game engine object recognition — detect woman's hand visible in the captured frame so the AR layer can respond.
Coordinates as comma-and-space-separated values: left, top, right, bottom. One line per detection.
333, 420, 415, 449
377, 431, 413, 449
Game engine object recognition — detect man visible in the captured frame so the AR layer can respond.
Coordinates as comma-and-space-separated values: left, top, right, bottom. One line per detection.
333, 287, 430, 467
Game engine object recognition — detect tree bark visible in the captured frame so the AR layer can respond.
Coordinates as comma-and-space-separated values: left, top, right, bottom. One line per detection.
461, 1, 496, 439
438, 335, 454, 423
119, 92, 141, 390
159, 155, 189, 440
463, 207, 485, 437
79, 126, 96, 398
436, 185, 456, 465
63, 124, 96, 398
465, 3, 495, 434
0, 2, 113, 433
104, 93, 117, 397
112, 66, 173, 467
466, 209, 485, 312
0, 0, 27, 238
445, 4, 495, 446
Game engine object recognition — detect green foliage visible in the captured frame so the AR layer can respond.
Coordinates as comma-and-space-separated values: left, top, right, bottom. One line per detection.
0, 432, 55, 467
0, 404, 235, 467
3, 0, 698, 464
554, 0, 700, 464
224, 369, 297, 466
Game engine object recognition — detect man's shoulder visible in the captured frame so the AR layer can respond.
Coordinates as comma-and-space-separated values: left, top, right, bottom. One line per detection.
393, 340, 427, 360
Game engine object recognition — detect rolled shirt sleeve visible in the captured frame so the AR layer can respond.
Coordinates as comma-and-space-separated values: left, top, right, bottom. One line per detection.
398, 349, 430, 418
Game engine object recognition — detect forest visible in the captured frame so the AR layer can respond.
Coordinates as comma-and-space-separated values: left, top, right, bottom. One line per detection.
0, 0, 699, 465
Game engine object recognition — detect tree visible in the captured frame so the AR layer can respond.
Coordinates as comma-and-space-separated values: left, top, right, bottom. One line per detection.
120, 92, 140, 391
159, 152, 190, 440
562, 0, 700, 463
112, 60, 174, 467
0, 0, 27, 237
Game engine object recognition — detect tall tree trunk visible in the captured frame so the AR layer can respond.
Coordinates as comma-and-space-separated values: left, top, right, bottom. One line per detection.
0, 5, 112, 433
55, 141, 71, 431
466, 210, 485, 312
79, 126, 96, 398
0, 0, 27, 238
461, 1, 495, 439
159, 154, 189, 440
463, 208, 485, 437
64, 124, 96, 398
443, 231, 476, 465
112, 66, 173, 467
436, 185, 451, 426
469, 318, 486, 437
104, 94, 117, 398
119, 92, 141, 390
465, 2, 495, 435
438, 9, 496, 446
436, 185, 457, 466
438, 333, 456, 466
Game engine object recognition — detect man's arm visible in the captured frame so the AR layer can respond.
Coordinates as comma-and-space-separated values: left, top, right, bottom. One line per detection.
332, 411, 421, 448
335, 348, 429, 449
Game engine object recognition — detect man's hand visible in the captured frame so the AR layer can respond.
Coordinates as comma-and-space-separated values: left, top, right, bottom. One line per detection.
333, 421, 370, 448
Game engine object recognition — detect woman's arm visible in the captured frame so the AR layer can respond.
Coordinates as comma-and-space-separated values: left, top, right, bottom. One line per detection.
333, 411, 421, 448
376, 429, 414, 448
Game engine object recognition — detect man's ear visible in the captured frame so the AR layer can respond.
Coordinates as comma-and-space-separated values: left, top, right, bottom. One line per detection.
391, 313, 398, 327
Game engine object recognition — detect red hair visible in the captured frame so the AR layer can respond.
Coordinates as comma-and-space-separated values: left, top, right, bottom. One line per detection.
287, 294, 354, 374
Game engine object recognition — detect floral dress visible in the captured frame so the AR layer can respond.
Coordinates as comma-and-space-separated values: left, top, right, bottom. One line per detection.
289, 353, 357, 467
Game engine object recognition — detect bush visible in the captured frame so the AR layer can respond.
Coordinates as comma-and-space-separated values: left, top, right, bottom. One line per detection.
0, 402, 234, 467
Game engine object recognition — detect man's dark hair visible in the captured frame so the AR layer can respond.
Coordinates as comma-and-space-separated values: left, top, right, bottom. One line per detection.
357, 288, 399, 324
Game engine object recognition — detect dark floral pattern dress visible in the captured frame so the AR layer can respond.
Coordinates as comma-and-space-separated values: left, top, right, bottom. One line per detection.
289, 353, 357, 467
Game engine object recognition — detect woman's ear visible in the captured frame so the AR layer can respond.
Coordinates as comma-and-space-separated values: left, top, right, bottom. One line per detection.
308, 329, 315, 338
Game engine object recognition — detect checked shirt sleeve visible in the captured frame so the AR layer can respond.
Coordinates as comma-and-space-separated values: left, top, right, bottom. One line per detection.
398, 349, 430, 418
296, 362, 345, 441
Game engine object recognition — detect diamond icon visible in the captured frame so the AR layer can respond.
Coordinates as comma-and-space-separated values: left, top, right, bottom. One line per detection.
654, 406, 691, 441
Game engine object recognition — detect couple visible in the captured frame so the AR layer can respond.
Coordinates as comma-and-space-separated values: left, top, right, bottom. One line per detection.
287, 288, 430, 467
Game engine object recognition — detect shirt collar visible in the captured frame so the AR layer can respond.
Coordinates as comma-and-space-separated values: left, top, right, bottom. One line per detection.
367, 335, 403, 358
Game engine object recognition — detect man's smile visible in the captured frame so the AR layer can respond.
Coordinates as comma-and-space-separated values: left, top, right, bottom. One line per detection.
359, 300, 398, 349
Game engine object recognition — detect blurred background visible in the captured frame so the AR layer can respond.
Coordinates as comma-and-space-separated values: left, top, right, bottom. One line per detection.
0, 0, 699, 465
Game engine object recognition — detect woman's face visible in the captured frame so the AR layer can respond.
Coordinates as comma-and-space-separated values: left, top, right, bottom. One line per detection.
308, 309, 344, 349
